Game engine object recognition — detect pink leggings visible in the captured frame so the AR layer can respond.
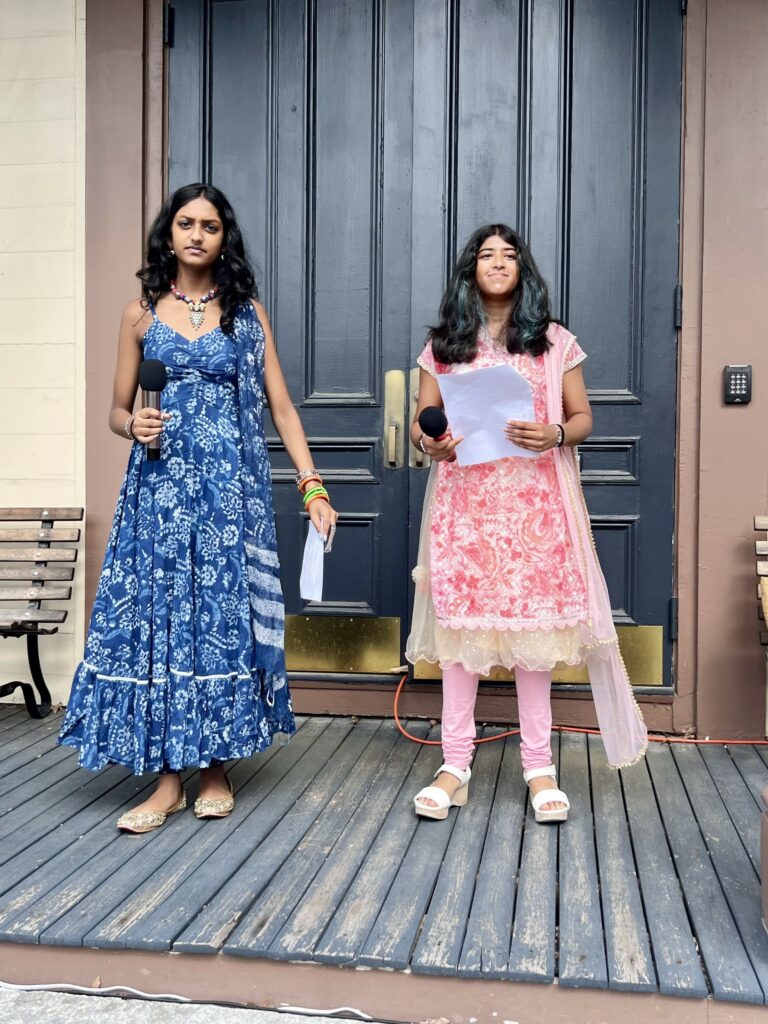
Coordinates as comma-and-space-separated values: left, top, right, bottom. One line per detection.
441, 663, 552, 772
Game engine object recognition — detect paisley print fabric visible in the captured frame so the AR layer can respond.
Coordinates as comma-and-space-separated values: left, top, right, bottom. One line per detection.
58, 304, 295, 773
408, 327, 589, 674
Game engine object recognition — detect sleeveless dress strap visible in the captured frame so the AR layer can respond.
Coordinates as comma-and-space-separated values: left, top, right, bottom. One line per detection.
146, 297, 158, 318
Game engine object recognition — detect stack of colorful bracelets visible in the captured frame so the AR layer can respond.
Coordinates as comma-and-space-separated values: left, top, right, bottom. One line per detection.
295, 468, 330, 511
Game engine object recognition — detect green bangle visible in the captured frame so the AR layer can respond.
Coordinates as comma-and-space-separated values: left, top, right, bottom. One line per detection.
302, 486, 328, 505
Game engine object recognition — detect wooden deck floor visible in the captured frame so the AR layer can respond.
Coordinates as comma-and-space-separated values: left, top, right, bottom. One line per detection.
1, 703, 767, 1009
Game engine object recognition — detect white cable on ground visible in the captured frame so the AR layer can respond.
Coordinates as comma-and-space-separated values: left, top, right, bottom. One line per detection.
0, 979, 192, 1001
0, 980, 374, 1019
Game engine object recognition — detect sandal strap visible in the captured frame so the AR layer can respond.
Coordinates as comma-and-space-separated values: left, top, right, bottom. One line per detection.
531, 787, 570, 812
414, 785, 452, 810
434, 763, 472, 784
523, 764, 557, 784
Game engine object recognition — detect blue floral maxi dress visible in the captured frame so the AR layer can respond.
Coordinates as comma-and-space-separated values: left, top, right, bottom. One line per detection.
59, 303, 295, 773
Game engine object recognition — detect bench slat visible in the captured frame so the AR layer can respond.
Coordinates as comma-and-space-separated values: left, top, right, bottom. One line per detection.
755, 516, 768, 531
757, 561, 768, 577
0, 610, 67, 626
0, 585, 72, 601
0, 566, 74, 581
0, 548, 77, 563
0, 507, 83, 522
0, 528, 80, 542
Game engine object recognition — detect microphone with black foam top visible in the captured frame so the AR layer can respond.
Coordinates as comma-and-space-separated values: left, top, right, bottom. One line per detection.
138, 359, 168, 462
418, 406, 456, 462
418, 406, 449, 442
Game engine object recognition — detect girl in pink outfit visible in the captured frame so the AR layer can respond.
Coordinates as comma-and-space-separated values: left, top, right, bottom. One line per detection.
407, 224, 647, 823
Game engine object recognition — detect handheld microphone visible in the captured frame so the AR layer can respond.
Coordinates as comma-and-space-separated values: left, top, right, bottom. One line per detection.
138, 359, 168, 462
418, 406, 449, 441
418, 406, 456, 462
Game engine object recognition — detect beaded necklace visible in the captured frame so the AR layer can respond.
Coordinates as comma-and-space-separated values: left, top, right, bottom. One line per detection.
170, 281, 219, 331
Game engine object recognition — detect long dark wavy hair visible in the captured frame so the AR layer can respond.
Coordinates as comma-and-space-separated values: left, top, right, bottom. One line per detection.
137, 183, 257, 335
429, 224, 552, 363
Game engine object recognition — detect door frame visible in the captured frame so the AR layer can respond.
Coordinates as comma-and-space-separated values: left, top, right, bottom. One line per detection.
85, 0, 714, 735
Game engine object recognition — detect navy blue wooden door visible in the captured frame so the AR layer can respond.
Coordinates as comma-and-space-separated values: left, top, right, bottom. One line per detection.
168, 0, 683, 685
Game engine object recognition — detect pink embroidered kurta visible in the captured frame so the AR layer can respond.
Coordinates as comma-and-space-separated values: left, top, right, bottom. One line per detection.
407, 324, 590, 675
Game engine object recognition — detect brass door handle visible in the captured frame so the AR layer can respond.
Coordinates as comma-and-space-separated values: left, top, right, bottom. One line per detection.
387, 422, 398, 466
383, 370, 406, 469
409, 366, 429, 469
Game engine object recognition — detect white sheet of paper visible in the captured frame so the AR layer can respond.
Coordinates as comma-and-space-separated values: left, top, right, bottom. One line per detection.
437, 363, 538, 466
299, 524, 325, 602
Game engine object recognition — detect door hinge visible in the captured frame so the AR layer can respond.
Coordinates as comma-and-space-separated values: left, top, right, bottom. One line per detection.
163, 2, 175, 47
669, 596, 679, 641
681, 0, 688, 14
674, 283, 683, 329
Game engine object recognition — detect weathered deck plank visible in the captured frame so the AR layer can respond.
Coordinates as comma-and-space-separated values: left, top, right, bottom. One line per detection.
557, 732, 608, 990
0, 751, 85, 826
621, 752, 707, 998
0, 771, 151, 890
312, 728, 441, 966
506, 734, 559, 984
672, 743, 768, 1001
172, 718, 373, 955
411, 729, 505, 976
356, 732, 461, 970
0, 735, 74, 791
74, 718, 338, 951
226, 720, 404, 957
728, 745, 768, 808
700, 744, 762, 875
457, 735, 525, 979
589, 735, 656, 992
267, 721, 429, 962
646, 742, 763, 1004
0, 711, 61, 755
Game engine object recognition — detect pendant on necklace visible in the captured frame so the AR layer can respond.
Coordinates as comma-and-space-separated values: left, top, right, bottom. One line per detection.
188, 301, 206, 330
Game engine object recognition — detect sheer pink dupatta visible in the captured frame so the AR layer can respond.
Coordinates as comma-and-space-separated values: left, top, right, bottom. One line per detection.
545, 326, 648, 767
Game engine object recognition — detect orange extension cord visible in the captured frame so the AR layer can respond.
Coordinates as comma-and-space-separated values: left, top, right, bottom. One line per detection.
393, 672, 768, 747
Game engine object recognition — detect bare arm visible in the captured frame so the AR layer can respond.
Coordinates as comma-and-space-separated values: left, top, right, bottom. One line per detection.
108, 300, 167, 445
560, 363, 592, 445
506, 362, 592, 451
258, 301, 339, 535
409, 367, 462, 462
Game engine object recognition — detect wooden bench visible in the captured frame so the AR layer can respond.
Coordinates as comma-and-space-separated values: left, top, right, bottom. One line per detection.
0, 507, 83, 718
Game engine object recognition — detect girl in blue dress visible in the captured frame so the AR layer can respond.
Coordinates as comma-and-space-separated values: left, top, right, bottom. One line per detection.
59, 184, 337, 832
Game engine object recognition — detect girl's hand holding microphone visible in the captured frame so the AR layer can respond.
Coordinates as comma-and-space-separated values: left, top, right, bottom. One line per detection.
129, 408, 171, 444
417, 405, 462, 463
423, 433, 463, 462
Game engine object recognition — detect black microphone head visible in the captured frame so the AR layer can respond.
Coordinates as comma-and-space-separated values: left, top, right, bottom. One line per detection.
139, 359, 167, 391
418, 405, 448, 438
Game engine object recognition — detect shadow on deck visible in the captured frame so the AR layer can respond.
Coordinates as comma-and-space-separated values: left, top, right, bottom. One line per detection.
0, 703, 767, 1022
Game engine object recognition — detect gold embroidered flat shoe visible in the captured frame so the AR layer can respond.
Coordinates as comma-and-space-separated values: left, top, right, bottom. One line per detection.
116, 791, 187, 834
194, 775, 234, 819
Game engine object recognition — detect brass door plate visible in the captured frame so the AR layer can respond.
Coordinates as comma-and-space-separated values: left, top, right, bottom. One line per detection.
286, 615, 402, 674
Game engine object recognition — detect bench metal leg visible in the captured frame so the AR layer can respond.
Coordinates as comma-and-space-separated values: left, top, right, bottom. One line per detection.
0, 634, 52, 719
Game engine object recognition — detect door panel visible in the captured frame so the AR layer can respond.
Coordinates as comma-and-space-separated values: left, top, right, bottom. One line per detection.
168, 0, 682, 685
170, 0, 413, 676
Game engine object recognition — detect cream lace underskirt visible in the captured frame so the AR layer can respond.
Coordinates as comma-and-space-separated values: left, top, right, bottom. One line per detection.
407, 619, 589, 677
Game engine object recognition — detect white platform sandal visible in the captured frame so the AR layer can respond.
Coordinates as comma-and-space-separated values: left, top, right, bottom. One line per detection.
414, 764, 472, 820
523, 764, 570, 823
